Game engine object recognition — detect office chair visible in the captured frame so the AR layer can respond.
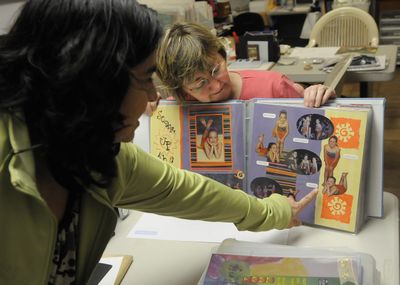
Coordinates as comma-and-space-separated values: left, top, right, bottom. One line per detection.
233, 12, 266, 36
307, 7, 379, 47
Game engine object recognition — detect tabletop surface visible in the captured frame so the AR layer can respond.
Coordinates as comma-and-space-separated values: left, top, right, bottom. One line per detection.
104, 192, 399, 285
271, 45, 398, 83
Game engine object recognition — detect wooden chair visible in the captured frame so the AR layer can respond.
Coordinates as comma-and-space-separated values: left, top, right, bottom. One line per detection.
307, 6, 379, 47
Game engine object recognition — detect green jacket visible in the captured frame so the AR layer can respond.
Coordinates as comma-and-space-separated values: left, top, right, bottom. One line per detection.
0, 111, 292, 284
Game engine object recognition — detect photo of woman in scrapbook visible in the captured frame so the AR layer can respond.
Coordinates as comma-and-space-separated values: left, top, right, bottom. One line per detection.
197, 117, 224, 160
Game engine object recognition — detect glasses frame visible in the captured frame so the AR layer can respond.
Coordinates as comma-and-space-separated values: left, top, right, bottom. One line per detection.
186, 61, 227, 95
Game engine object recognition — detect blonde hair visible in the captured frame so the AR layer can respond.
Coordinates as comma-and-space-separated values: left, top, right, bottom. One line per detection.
156, 22, 226, 101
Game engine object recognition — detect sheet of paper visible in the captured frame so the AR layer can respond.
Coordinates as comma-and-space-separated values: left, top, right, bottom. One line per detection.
98, 256, 123, 285
133, 115, 150, 152
289, 47, 340, 58
127, 213, 289, 244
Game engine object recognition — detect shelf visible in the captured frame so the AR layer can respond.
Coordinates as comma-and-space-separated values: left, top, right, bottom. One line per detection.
379, 7, 400, 64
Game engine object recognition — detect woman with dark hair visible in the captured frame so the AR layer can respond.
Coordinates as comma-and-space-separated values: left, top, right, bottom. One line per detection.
0, 1, 317, 284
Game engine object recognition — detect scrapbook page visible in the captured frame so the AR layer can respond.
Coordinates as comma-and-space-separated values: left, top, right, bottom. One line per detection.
150, 100, 246, 189
149, 99, 376, 233
247, 100, 371, 233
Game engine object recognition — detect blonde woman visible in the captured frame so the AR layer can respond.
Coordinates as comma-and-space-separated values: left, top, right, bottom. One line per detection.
156, 22, 335, 108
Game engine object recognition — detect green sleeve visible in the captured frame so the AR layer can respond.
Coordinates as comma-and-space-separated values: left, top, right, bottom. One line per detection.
113, 143, 292, 231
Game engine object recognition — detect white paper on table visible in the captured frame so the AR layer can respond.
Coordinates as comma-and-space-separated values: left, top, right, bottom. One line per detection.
127, 213, 289, 244
289, 47, 340, 58
98, 256, 123, 285
132, 115, 150, 152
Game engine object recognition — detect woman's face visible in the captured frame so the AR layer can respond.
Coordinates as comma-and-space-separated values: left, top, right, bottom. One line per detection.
183, 53, 232, 103
208, 130, 218, 144
329, 137, 337, 147
114, 51, 158, 143
326, 177, 335, 187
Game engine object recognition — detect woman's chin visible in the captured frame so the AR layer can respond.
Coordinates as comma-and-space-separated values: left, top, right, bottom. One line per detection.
210, 89, 231, 102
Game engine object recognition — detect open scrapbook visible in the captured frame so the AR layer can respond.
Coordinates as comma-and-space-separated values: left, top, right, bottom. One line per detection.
146, 98, 385, 233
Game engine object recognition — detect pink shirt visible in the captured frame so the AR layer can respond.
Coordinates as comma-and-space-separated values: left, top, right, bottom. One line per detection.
235, 70, 303, 100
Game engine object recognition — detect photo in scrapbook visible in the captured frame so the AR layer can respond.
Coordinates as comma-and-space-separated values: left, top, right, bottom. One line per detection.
148, 99, 377, 233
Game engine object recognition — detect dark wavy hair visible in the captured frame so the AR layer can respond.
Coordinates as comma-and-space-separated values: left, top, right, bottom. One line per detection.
0, 0, 163, 190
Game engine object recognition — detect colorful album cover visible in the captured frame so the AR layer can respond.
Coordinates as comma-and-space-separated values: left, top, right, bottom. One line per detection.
247, 102, 371, 232
202, 253, 361, 285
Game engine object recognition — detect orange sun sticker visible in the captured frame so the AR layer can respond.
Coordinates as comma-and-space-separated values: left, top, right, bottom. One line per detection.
321, 194, 353, 224
330, 117, 361, 149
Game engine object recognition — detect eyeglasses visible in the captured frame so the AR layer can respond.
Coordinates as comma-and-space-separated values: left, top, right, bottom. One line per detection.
186, 61, 226, 94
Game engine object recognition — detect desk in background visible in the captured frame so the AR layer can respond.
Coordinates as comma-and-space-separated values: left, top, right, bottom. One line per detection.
271, 45, 398, 97
269, 5, 311, 47
227, 45, 396, 97
104, 192, 399, 285
249, 2, 311, 46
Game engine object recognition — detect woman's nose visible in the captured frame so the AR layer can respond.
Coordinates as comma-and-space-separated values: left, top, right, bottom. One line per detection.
208, 77, 223, 91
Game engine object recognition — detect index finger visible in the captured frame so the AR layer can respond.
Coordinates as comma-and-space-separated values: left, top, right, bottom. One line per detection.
296, 188, 318, 210
321, 88, 336, 105
313, 85, 326, 108
303, 86, 316, 107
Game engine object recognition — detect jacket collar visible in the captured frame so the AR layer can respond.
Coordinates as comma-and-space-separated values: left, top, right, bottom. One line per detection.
1, 111, 40, 196
1, 111, 116, 207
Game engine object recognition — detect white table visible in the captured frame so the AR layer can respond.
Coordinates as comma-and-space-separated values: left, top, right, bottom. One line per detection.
104, 192, 399, 285
227, 45, 397, 97
271, 45, 397, 83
